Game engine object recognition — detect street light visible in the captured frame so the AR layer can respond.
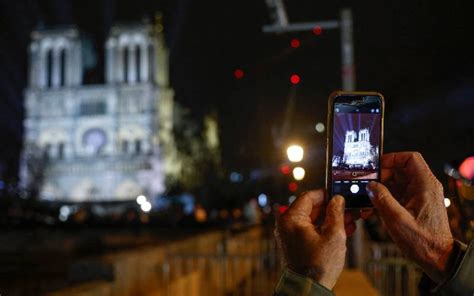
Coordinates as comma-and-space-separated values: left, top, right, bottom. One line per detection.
141, 201, 152, 212
293, 167, 305, 181
287, 145, 304, 162
136, 195, 147, 205
315, 122, 325, 133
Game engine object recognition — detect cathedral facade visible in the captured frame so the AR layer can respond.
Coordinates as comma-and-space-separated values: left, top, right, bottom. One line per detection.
22, 23, 177, 201
342, 128, 377, 168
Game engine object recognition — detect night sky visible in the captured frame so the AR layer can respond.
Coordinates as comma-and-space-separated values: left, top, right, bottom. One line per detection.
1, 0, 473, 185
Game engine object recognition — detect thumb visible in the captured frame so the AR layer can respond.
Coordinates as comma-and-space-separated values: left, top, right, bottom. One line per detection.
366, 181, 406, 220
322, 195, 345, 236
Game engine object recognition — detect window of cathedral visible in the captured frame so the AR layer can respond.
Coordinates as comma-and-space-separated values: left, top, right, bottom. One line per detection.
58, 142, 64, 159
136, 45, 141, 82
148, 44, 154, 81
80, 101, 106, 116
46, 50, 53, 88
123, 47, 129, 83
44, 143, 51, 159
122, 140, 129, 154
135, 140, 142, 154
59, 48, 66, 87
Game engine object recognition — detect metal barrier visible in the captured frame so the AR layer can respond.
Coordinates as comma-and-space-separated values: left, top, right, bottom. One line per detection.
160, 231, 281, 296
366, 243, 422, 296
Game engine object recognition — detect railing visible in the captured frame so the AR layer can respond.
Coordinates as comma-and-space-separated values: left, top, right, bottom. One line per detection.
366, 242, 422, 296
41, 226, 422, 296
159, 228, 281, 296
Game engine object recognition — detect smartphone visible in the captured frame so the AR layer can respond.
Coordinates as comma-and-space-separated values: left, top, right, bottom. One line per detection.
326, 91, 385, 209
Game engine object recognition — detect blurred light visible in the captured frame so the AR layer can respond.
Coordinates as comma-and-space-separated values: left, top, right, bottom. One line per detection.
258, 193, 268, 207
315, 122, 325, 133
350, 184, 360, 194
60, 206, 71, 216
195, 206, 207, 222
140, 201, 152, 212
230, 172, 243, 183
280, 165, 291, 175
279, 205, 289, 214
289, 195, 297, 204
313, 26, 322, 35
0, 180, 4, 190
136, 195, 147, 205
219, 209, 229, 219
289, 182, 298, 192
140, 214, 150, 224
250, 170, 263, 180
155, 196, 171, 210
263, 205, 272, 214
234, 69, 244, 79
290, 74, 301, 85
59, 205, 71, 222
290, 38, 300, 48
287, 145, 304, 162
232, 208, 242, 218
293, 167, 305, 181
444, 198, 451, 208
179, 193, 195, 215
459, 156, 474, 180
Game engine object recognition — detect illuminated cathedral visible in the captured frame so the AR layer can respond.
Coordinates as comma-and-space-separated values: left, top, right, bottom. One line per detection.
22, 22, 180, 201
342, 128, 378, 168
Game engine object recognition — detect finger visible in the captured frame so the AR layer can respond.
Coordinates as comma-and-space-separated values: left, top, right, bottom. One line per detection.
286, 189, 325, 222
381, 168, 393, 183
382, 152, 431, 176
366, 181, 407, 221
322, 195, 345, 236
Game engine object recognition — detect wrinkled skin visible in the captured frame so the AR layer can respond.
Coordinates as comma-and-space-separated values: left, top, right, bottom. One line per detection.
275, 190, 348, 290
367, 152, 454, 282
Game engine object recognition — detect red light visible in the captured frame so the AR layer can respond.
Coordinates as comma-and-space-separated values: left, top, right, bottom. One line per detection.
279, 205, 289, 214
280, 165, 291, 175
313, 26, 322, 35
234, 69, 244, 79
289, 182, 298, 192
290, 38, 300, 48
459, 156, 474, 180
290, 74, 300, 85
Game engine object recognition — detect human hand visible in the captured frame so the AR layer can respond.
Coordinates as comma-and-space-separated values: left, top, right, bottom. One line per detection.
366, 152, 454, 282
274, 190, 348, 290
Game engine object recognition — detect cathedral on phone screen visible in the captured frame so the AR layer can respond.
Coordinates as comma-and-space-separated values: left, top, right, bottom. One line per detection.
331, 96, 382, 198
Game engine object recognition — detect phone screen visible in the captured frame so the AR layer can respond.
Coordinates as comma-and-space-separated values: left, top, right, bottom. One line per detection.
329, 94, 383, 208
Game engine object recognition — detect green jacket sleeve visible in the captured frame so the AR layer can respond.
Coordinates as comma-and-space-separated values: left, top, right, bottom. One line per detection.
274, 268, 335, 296
420, 240, 474, 295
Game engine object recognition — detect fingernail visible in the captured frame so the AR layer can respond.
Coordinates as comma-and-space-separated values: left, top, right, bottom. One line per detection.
333, 195, 345, 211
366, 182, 376, 199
